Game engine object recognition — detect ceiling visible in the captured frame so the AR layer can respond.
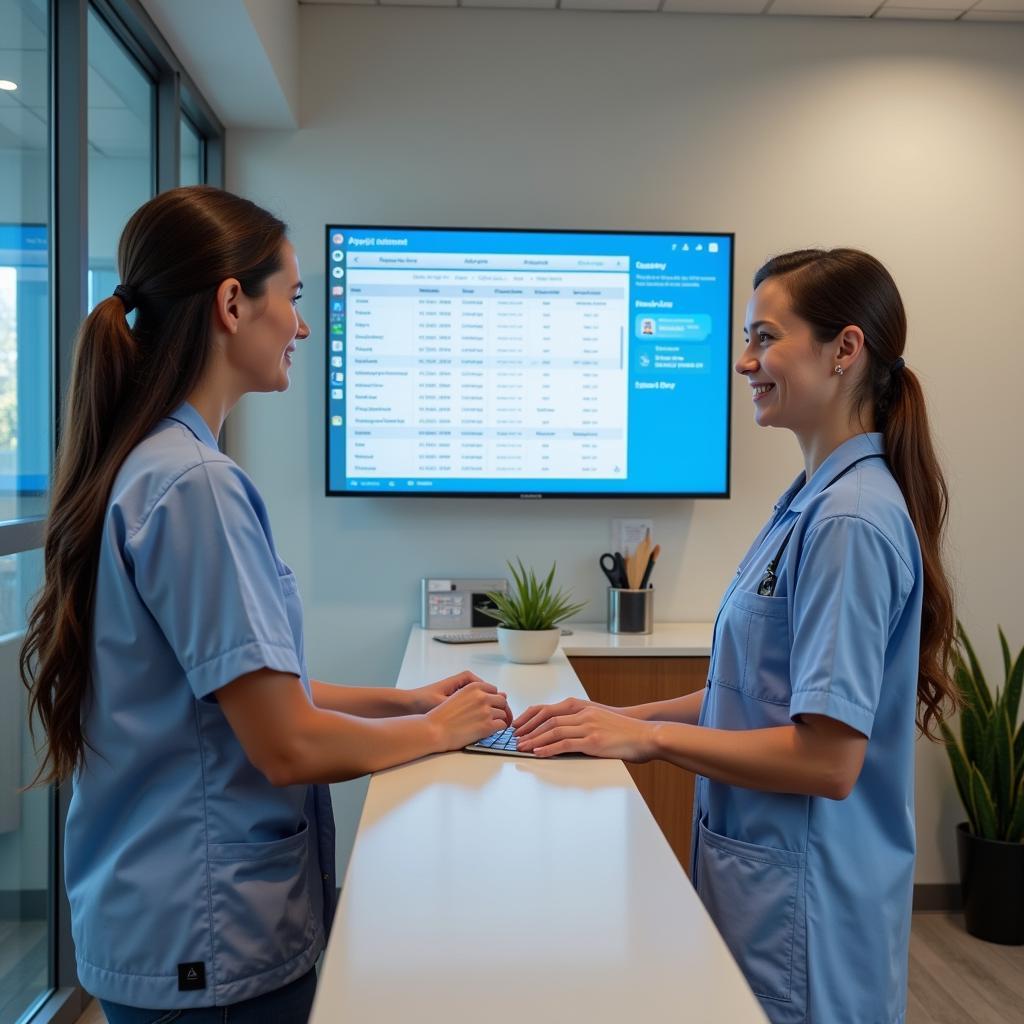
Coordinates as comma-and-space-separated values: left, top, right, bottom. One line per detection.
300, 0, 1024, 18
0, 0, 47, 155
1, 0, 1022, 157
0, 0, 156, 158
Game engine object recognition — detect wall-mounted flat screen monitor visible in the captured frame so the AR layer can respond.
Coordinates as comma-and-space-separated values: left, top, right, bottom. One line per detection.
324, 226, 733, 498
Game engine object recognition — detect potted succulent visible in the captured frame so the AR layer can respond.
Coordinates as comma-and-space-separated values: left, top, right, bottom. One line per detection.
482, 560, 586, 665
941, 623, 1024, 945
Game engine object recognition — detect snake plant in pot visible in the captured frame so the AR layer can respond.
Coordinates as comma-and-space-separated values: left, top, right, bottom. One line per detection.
941, 623, 1024, 944
482, 560, 586, 664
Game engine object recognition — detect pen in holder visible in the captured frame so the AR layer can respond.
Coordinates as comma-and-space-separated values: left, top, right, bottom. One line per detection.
607, 587, 654, 635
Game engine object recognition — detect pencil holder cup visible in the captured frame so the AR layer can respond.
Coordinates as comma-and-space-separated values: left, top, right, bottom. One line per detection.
607, 587, 654, 635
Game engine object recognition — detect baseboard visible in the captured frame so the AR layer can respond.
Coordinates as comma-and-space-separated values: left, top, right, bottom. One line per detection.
913, 883, 962, 912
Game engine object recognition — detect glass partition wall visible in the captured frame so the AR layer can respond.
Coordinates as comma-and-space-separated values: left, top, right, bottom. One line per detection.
0, 3, 53, 1023
86, 6, 155, 311
0, 2, 222, 1022
180, 113, 203, 187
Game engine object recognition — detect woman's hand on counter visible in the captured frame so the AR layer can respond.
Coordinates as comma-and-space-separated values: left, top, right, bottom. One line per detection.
425, 681, 513, 751
408, 670, 493, 714
513, 697, 601, 736
515, 703, 657, 761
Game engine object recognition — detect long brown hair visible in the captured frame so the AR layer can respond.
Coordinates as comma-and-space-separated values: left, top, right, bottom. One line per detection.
20, 186, 287, 784
754, 248, 958, 738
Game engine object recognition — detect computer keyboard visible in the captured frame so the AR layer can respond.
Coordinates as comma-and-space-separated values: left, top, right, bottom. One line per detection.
433, 627, 573, 644
434, 629, 500, 644
464, 726, 536, 758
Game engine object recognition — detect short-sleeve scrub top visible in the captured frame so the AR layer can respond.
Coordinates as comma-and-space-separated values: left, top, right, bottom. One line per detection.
691, 433, 922, 1024
65, 403, 336, 1009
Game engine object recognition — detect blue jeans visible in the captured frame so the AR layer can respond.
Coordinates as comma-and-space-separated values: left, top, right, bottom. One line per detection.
99, 968, 316, 1024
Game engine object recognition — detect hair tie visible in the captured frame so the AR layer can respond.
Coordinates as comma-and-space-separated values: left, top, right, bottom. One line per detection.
113, 284, 137, 314
892, 356, 905, 374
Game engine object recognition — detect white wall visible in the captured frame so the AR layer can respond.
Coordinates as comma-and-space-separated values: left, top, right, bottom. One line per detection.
243, 0, 300, 124
141, 0, 299, 128
227, 8, 1024, 886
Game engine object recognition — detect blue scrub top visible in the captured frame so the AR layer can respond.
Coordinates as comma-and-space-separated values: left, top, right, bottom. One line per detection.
691, 433, 921, 1024
65, 403, 337, 1009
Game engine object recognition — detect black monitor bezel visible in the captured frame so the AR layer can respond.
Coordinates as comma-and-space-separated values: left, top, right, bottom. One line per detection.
323, 224, 734, 500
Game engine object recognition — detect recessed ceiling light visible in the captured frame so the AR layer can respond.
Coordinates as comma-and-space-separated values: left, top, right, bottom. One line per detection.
0, 80, 18, 91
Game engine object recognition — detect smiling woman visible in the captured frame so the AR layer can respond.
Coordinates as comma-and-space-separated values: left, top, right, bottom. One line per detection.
19, 185, 511, 1023
515, 247, 959, 1024
191, 238, 310, 411
738, 273, 878, 471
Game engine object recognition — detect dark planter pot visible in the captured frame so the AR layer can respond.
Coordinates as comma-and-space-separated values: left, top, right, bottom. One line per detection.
956, 822, 1024, 945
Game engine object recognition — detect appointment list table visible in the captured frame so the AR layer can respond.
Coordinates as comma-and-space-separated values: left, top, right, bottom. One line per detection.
344, 260, 631, 481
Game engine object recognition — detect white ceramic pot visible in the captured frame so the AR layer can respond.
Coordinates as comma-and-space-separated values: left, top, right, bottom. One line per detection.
496, 626, 561, 665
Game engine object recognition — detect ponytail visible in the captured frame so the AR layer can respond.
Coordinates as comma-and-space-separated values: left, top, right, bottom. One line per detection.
20, 296, 155, 785
20, 186, 287, 784
754, 248, 960, 738
881, 367, 957, 738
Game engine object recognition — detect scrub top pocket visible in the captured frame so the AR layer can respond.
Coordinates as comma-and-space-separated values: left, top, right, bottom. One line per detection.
712, 588, 791, 706
696, 818, 807, 1020
207, 823, 318, 984
276, 561, 298, 596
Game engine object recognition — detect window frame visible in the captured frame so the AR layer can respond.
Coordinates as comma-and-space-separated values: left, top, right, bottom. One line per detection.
8, 2, 225, 1022
179, 111, 206, 188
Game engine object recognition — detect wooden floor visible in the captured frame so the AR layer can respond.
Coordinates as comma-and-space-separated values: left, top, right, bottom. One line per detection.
67, 913, 1024, 1024
74, 1001, 104, 1024
73, 999, 103, 1024
907, 914, 1024, 1024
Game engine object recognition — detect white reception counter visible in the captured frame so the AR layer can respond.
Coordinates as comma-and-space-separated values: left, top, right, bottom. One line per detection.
309, 624, 766, 1024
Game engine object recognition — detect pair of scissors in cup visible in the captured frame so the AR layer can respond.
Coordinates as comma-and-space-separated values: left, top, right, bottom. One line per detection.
599, 552, 628, 589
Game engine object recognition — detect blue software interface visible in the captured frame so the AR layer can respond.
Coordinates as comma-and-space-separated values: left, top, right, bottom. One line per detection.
325, 227, 733, 496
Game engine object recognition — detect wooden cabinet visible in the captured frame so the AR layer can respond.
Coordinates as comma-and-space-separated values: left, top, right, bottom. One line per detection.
568, 656, 709, 875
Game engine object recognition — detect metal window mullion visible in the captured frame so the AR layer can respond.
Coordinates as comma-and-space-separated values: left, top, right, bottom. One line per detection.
205, 132, 224, 188
51, 0, 89, 1006
157, 69, 181, 192
103, 0, 224, 144
0, 519, 46, 556
89, 0, 160, 81
102, 0, 226, 184
52, 0, 88, 447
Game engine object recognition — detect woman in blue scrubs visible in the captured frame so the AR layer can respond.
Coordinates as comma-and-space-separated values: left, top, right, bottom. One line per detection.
514, 249, 959, 1023
21, 187, 511, 1023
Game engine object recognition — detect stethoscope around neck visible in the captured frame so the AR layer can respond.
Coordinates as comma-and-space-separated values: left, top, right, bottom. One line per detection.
755, 453, 884, 598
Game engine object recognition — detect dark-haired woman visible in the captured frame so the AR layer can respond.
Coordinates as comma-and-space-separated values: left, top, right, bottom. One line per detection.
21, 186, 510, 1023
513, 249, 958, 1023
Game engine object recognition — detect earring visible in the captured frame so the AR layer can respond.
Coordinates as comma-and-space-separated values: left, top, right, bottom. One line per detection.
834, 365, 844, 376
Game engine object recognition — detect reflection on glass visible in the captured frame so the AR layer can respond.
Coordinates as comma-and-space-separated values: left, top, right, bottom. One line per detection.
0, 549, 50, 1024
0, 0, 51, 523
87, 8, 154, 312
180, 115, 203, 187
